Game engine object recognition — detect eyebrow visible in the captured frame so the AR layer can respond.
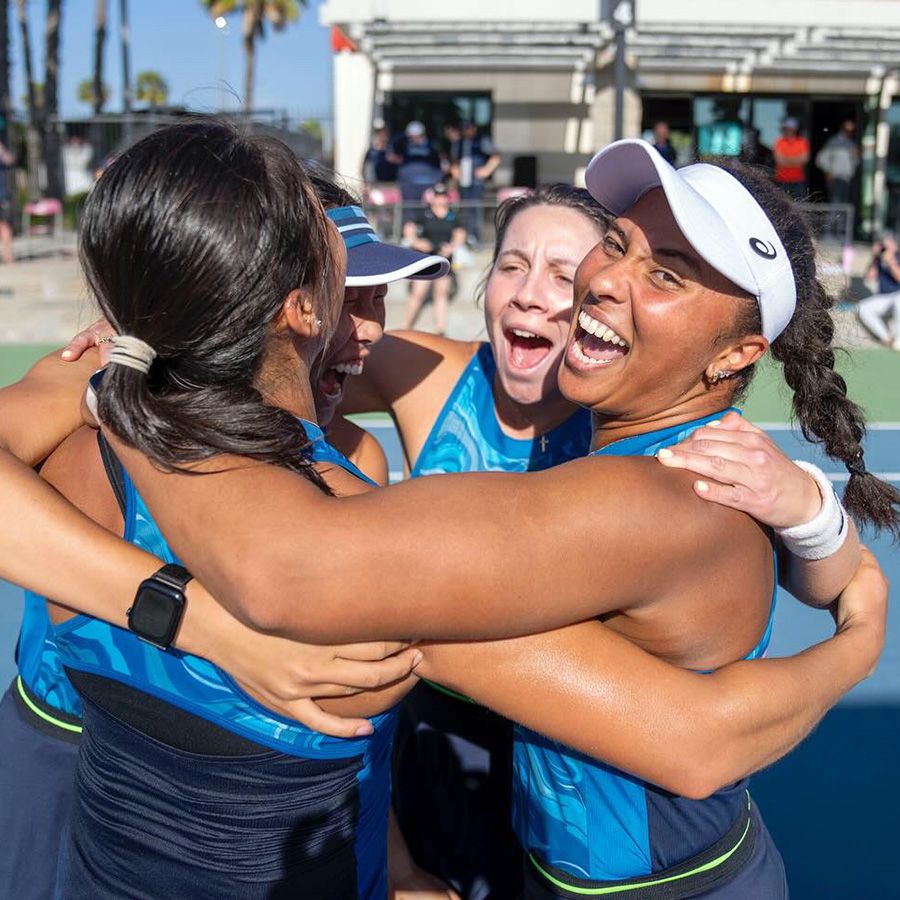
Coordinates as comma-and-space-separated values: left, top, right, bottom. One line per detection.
654, 247, 702, 278
497, 248, 579, 269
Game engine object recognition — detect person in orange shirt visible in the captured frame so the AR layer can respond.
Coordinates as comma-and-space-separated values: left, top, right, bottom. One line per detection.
773, 117, 810, 200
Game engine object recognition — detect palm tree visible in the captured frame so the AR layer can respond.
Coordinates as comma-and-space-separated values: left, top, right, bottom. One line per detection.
78, 77, 109, 108
92, 0, 107, 116
0, 0, 11, 148
43, 0, 65, 200
135, 70, 169, 109
201, 1, 304, 114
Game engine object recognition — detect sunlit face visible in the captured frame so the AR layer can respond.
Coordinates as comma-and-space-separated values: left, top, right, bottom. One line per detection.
314, 283, 387, 427
559, 188, 754, 421
484, 204, 605, 407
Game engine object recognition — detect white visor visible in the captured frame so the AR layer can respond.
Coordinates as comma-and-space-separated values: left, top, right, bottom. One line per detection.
584, 140, 796, 343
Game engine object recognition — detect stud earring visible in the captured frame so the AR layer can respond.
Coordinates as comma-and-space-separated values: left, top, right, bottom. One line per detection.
709, 370, 731, 384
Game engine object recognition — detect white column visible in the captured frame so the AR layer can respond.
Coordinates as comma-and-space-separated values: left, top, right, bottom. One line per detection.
332, 50, 375, 183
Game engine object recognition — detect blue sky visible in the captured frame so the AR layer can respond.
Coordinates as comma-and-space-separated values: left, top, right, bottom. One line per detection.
12, 0, 333, 120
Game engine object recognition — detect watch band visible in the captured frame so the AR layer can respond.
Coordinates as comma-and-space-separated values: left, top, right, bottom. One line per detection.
152, 563, 193, 591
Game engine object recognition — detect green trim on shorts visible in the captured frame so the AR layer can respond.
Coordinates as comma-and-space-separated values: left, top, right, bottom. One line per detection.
422, 678, 478, 705
529, 793, 753, 896
16, 676, 83, 735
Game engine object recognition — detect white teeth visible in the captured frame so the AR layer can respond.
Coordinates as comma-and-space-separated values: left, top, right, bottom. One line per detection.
333, 361, 364, 376
577, 310, 628, 348
572, 338, 613, 367
511, 328, 538, 339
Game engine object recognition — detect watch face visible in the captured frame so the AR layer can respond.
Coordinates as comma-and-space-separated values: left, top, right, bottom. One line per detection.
131, 583, 181, 644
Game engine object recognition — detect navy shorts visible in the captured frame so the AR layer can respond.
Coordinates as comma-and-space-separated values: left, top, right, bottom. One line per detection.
393, 681, 523, 900
0, 678, 80, 900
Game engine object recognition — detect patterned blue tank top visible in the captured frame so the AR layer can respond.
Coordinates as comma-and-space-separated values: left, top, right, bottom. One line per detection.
512, 409, 778, 885
411, 343, 591, 477
16, 420, 390, 746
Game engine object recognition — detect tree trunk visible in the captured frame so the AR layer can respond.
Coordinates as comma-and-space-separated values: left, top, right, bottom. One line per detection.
0, 0, 10, 147
91, 0, 107, 169
93, 0, 106, 114
17, 0, 42, 199
44, 0, 64, 200
242, 4, 258, 115
120, 0, 132, 146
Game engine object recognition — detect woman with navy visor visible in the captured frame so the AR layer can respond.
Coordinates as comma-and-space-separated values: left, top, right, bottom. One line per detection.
0, 128, 890, 897
15, 131, 892, 900
0, 160, 445, 900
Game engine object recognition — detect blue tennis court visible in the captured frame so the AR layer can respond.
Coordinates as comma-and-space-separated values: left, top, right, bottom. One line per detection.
0, 420, 896, 899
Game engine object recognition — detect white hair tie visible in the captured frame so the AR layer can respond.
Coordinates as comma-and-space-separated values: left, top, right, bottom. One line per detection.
108, 335, 157, 375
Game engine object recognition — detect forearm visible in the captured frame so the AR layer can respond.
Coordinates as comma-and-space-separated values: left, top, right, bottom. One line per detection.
0, 350, 99, 464
0, 448, 250, 662
781, 519, 861, 608
418, 620, 874, 799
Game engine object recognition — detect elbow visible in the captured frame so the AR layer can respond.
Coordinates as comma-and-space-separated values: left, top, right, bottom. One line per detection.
660, 757, 732, 800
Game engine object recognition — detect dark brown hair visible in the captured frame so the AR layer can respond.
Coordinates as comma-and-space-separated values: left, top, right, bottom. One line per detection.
717, 159, 899, 538
477, 183, 610, 301
80, 120, 337, 490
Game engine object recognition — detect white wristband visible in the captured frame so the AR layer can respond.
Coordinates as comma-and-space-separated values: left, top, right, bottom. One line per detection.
775, 460, 849, 560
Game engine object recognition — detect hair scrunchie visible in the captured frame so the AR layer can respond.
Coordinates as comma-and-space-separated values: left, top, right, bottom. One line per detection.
108, 335, 157, 375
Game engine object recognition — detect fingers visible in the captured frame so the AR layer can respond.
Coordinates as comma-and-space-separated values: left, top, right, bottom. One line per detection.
334, 640, 412, 662
657, 447, 756, 492
60, 319, 116, 362
691, 478, 751, 511
326, 648, 422, 692
276, 698, 375, 739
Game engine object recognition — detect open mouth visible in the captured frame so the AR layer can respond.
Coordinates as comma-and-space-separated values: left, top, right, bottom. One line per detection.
570, 309, 630, 368
317, 359, 364, 404
504, 327, 554, 370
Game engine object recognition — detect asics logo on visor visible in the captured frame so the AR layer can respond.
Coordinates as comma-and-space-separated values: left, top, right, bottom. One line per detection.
749, 238, 777, 260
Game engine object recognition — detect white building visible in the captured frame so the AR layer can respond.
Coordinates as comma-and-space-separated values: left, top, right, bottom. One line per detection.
321, 0, 900, 236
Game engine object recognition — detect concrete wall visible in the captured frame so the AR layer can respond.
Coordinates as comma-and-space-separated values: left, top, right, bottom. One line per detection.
321, 0, 600, 26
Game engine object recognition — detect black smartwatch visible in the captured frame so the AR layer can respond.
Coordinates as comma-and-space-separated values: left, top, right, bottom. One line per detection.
127, 564, 192, 649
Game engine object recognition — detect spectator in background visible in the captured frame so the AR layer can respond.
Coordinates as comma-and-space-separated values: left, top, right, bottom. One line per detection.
448, 120, 501, 244
401, 183, 467, 335
773, 117, 810, 200
815, 119, 859, 205
362, 120, 398, 186
651, 121, 676, 165
857, 234, 900, 351
0, 139, 14, 265
740, 126, 775, 175
390, 121, 444, 226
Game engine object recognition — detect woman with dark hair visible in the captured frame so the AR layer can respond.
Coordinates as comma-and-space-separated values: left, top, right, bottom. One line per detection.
0, 133, 891, 898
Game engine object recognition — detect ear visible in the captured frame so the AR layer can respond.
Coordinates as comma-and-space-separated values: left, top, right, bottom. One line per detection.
705, 334, 769, 382
279, 289, 321, 340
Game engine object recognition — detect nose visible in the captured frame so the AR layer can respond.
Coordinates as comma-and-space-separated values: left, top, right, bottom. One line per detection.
584, 250, 629, 307
350, 310, 384, 349
511, 266, 550, 313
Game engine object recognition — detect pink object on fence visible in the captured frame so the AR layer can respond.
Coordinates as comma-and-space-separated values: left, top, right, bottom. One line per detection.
366, 186, 402, 206
24, 198, 63, 217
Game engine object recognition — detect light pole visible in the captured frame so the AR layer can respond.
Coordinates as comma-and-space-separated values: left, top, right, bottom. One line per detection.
215, 16, 228, 112
611, 0, 634, 141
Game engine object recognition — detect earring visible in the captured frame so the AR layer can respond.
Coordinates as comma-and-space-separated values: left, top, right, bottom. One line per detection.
709, 370, 731, 384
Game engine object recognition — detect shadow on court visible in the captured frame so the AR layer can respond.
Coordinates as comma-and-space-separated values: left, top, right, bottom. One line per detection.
752, 703, 900, 899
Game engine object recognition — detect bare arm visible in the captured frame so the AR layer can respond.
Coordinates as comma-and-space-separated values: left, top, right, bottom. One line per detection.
0, 348, 99, 464
418, 548, 886, 799
106, 432, 760, 643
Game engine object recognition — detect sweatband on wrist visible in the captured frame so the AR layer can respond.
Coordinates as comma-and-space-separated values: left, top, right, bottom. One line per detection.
775, 460, 849, 560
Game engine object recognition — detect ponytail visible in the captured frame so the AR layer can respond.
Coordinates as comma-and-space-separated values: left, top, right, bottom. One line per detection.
80, 121, 336, 495
719, 159, 899, 539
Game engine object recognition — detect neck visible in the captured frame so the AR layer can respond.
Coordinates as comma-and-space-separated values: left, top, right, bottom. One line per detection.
590, 392, 733, 452
258, 343, 319, 424
492, 374, 580, 440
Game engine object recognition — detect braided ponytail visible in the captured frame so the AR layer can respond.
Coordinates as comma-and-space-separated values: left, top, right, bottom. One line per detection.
718, 160, 899, 538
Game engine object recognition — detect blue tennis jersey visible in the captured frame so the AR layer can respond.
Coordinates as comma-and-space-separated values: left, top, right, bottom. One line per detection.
512, 409, 778, 884
21, 420, 395, 897
412, 343, 591, 477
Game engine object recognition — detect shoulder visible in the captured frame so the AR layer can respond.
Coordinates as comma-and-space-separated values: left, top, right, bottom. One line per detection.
41, 426, 123, 533
327, 416, 389, 486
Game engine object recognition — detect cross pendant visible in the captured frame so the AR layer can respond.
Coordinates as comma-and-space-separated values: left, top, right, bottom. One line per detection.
539, 434, 549, 453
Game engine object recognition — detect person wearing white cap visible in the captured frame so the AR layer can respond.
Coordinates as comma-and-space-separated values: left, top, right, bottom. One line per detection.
0, 130, 892, 898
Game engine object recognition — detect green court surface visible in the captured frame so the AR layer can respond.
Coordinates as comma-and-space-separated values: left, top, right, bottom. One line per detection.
3, 342, 897, 421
